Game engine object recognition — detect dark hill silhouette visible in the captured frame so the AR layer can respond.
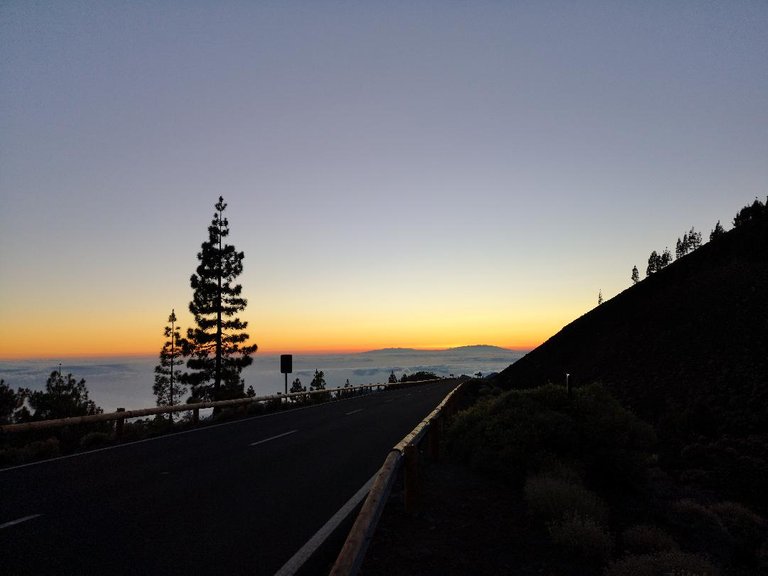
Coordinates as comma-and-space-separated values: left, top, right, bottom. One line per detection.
496, 209, 768, 509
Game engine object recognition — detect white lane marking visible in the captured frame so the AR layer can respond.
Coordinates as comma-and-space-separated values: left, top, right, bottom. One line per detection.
0, 381, 454, 473
274, 473, 376, 576
0, 390, 367, 473
345, 409, 364, 416
249, 429, 298, 447
0, 514, 43, 530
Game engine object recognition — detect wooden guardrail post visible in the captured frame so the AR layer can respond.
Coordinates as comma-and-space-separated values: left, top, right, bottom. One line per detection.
404, 444, 420, 514
115, 408, 125, 438
428, 416, 441, 460
192, 406, 199, 424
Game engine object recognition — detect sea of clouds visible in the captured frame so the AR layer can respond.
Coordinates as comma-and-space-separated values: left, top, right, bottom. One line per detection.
0, 347, 525, 413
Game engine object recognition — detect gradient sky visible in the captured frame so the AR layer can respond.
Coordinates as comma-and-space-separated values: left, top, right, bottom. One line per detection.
1, 1, 766, 359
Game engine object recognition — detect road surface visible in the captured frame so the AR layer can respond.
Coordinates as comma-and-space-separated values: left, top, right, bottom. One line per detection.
0, 380, 457, 575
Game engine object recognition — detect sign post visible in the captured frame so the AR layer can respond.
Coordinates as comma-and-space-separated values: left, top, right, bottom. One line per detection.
280, 354, 293, 395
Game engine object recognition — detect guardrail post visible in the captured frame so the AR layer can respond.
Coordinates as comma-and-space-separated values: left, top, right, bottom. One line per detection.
404, 444, 420, 514
115, 408, 125, 438
192, 407, 199, 424
428, 417, 441, 460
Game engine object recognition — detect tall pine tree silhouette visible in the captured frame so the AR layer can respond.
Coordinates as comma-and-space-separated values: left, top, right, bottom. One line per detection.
185, 197, 257, 401
153, 309, 187, 417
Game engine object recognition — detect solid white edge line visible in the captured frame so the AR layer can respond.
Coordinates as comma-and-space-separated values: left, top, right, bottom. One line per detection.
274, 473, 376, 576
249, 430, 298, 447
0, 514, 43, 530
345, 409, 364, 416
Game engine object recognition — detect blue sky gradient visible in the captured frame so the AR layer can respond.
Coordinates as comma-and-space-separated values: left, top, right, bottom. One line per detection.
1, 1, 766, 356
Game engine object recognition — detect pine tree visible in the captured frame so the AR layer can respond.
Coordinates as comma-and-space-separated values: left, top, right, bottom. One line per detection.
733, 197, 767, 227
688, 227, 702, 251
388, 371, 398, 383
0, 379, 18, 424
309, 370, 326, 391
631, 266, 640, 284
289, 378, 306, 394
185, 197, 258, 401
646, 250, 659, 277
710, 220, 725, 241
660, 247, 673, 269
23, 371, 101, 421
153, 309, 187, 417
598, 290, 603, 305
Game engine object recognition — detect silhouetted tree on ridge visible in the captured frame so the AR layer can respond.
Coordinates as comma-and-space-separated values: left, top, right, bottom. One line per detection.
710, 220, 725, 241
646, 251, 660, 276
631, 266, 640, 285
184, 197, 257, 402
733, 196, 767, 227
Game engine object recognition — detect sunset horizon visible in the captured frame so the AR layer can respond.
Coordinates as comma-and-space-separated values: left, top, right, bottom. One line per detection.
2, 3, 765, 375
0, 339, 538, 362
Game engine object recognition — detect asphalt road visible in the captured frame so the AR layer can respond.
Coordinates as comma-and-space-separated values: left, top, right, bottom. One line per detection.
0, 380, 457, 575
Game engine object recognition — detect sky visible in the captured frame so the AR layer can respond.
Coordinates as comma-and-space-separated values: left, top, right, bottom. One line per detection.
1, 1, 766, 359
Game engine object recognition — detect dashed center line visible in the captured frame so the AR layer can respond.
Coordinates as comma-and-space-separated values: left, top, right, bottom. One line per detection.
345, 409, 364, 416
0, 514, 42, 530
250, 430, 298, 447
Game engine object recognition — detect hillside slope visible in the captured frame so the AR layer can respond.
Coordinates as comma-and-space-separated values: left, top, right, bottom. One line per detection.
496, 212, 768, 500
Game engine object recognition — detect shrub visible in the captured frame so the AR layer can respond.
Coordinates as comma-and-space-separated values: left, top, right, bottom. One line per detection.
571, 383, 657, 490
621, 524, 678, 555
548, 513, 613, 567
709, 501, 766, 565
666, 499, 734, 564
446, 383, 654, 489
79, 431, 110, 449
536, 452, 585, 484
525, 475, 609, 525
605, 551, 718, 576
23, 437, 60, 461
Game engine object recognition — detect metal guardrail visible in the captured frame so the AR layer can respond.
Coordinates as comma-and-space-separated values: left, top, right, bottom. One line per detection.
330, 381, 464, 576
0, 379, 443, 435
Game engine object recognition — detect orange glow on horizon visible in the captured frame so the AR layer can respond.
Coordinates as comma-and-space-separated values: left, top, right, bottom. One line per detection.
0, 339, 541, 360
0, 303, 566, 360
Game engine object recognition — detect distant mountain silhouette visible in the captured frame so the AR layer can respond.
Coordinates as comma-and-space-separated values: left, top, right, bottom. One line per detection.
445, 345, 517, 353
496, 210, 768, 509
364, 345, 516, 355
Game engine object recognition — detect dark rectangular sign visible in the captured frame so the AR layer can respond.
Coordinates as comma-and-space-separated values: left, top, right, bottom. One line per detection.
280, 354, 292, 374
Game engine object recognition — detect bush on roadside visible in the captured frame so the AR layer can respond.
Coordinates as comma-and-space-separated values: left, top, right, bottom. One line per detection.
709, 501, 766, 564
525, 474, 609, 526
621, 524, 678, 555
548, 513, 613, 568
446, 383, 655, 489
79, 431, 110, 449
23, 437, 60, 461
605, 551, 718, 576
665, 500, 734, 564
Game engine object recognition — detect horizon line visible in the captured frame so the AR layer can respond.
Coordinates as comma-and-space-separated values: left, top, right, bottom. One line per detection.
0, 343, 535, 362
